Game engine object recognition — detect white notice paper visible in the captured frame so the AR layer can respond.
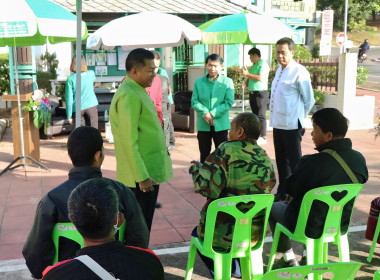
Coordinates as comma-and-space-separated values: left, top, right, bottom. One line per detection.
107, 53, 117, 65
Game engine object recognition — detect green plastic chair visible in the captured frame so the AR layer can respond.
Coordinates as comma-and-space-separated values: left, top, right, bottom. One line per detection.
260, 262, 361, 280
367, 213, 380, 262
374, 270, 380, 280
52, 223, 83, 264
52, 220, 126, 264
267, 184, 363, 274
185, 194, 274, 280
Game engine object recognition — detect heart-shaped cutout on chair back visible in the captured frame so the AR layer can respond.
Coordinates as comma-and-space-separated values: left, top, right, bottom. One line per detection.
331, 190, 348, 202
236, 200, 255, 214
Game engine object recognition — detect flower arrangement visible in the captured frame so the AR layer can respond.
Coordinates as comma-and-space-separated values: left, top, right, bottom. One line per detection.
22, 89, 51, 133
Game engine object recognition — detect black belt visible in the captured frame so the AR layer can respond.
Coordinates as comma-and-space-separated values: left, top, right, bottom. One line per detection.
249, 90, 267, 93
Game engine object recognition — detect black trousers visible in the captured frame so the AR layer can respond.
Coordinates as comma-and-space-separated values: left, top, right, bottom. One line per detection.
269, 202, 292, 253
249, 90, 268, 137
81, 106, 98, 129
273, 123, 305, 198
131, 184, 160, 232
169, 114, 175, 146
197, 127, 228, 163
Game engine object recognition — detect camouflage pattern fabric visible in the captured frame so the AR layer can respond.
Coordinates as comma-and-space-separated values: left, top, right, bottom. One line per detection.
189, 140, 276, 252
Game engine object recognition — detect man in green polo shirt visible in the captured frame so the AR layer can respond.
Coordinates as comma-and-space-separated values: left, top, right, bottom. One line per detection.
242, 47, 270, 145
191, 54, 234, 163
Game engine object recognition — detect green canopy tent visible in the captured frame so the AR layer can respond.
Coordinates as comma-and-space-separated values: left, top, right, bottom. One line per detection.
199, 13, 295, 45
0, 0, 87, 177
199, 12, 295, 111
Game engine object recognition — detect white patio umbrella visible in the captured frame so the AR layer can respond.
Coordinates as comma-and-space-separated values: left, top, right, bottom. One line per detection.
0, 0, 87, 176
86, 11, 201, 50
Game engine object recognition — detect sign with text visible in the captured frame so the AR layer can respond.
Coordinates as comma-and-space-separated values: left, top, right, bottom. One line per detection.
319, 10, 334, 56
269, 0, 315, 19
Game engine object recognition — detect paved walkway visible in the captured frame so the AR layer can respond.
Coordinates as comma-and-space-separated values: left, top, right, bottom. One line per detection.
0, 86, 379, 278
0, 124, 379, 278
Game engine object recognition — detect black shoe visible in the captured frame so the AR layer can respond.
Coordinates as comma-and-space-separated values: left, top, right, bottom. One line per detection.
273, 257, 300, 270
299, 256, 307, 266
155, 202, 163, 208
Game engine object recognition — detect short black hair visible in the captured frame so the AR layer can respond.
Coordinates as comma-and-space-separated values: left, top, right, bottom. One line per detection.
68, 178, 118, 239
248, 47, 261, 57
312, 108, 349, 138
125, 48, 154, 72
276, 37, 295, 51
234, 113, 261, 140
205, 53, 223, 65
67, 126, 103, 167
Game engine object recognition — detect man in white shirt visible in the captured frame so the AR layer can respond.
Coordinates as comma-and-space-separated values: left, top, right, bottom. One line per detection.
270, 37, 315, 201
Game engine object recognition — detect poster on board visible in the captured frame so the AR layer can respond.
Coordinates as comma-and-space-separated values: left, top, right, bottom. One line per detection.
118, 48, 131, 71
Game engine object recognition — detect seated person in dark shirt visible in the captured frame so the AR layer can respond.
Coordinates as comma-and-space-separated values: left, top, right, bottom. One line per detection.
42, 178, 164, 280
269, 108, 368, 268
23, 126, 149, 279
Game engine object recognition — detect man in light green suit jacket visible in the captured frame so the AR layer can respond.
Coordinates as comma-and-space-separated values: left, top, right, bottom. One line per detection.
110, 49, 173, 232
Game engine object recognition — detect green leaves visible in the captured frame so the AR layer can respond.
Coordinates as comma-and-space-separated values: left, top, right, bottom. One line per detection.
227, 65, 248, 99
357, 66, 369, 85
36, 51, 59, 92
317, 0, 380, 31
313, 90, 326, 105
0, 57, 10, 95
33, 110, 40, 129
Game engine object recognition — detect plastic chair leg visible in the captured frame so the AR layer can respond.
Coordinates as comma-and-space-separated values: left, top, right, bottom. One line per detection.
267, 229, 281, 272
312, 241, 324, 280
323, 242, 328, 263
367, 218, 380, 263
338, 235, 350, 262
184, 242, 197, 280
240, 255, 252, 280
250, 247, 263, 279
213, 254, 232, 280
314, 240, 324, 264
305, 240, 314, 265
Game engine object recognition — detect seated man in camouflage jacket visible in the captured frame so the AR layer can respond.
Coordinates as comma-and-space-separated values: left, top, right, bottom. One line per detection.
189, 112, 276, 277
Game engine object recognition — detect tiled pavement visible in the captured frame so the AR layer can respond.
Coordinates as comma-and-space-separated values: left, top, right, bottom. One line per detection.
0, 88, 379, 278
0, 121, 379, 261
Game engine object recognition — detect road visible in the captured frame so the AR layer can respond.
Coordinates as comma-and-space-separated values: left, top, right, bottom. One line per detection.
331, 46, 380, 85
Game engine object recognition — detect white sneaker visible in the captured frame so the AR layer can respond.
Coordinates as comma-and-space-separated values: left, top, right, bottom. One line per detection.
257, 137, 267, 145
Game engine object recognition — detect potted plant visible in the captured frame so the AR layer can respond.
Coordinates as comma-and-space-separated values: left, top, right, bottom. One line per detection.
310, 90, 325, 114
37, 51, 58, 93
227, 65, 249, 108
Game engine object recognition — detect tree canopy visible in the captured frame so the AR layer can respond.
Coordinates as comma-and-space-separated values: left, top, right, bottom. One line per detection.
317, 0, 380, 30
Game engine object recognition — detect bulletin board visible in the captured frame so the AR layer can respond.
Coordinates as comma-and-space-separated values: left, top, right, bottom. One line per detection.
83, 46, 129, 77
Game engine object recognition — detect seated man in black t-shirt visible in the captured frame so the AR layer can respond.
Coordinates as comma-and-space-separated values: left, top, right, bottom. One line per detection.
42, 178, 164, 280
269, 108, 368, 268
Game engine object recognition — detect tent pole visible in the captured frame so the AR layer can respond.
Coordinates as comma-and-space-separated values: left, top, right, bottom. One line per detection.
0, 48, 50, 177
13, 47, 27, 177
242, 44, 245, 113
75, 0, 82, 128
